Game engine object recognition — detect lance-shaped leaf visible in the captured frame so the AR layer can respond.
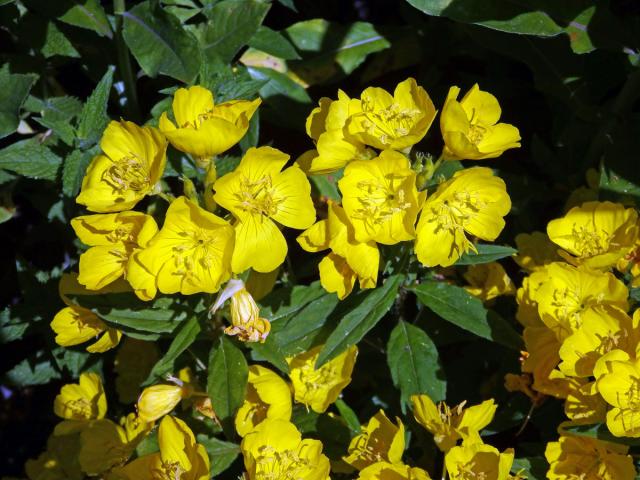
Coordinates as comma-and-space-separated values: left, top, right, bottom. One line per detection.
0, 65, 38, 139
76, 66, 113, 149
455, 244, 517, 265
0, 139, 62, 181
207, 336, 248, 421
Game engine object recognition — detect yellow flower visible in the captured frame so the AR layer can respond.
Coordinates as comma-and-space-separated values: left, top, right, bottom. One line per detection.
338, 150, 423, 244
113, 415, 210, 480
545, 435, 635, 480
159, 85, 261, 160
344, 410, 405, 470
51, 305, 122, 353
463, 262, 515, 302
547, 201, 639, 269
53, 373, 107, 435
596, 352, 640, 437
298, 201, 380, 299
137, 384, 188, 423
287, 344, 358, 413
76, 120, 167, 212
78, 415, 150, 475
415, 167, 511, 267
241, 418, 330, 480
213, 146, 315, 273
25, 433, 82, 480
558, 306, 637, 378
346, 78, 437, 151
440, 84, 520, 160
71, 211, 158, 290
445, 441, 514, 480
235, 365, 293, 437
564, 380, 607, 425
411, 394, 497, 452
299, 91, 374, 175
357, 462, 432, 480
115, 338, 159, 403
532, 262, 628, 340
129, 196, 234, 296
521, 326, 571, 398
513, 231, 561, 272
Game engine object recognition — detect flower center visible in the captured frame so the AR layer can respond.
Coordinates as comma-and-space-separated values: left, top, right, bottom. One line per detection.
254, 445, 311, 480
170, 230, 221, 281
571, 225, 610, 257
350, 431, 387, 464
234, 175, 282, 217
352, 175, 412, 232
625, 377, 640, 411
64, 397, 93, 419
361, 99, 421, 144
104, 154, 151, 193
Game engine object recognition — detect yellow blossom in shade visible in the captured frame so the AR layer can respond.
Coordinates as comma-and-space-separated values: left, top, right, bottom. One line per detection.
76, 120, 167, 213
235, 365, 293, 437
298, 201, 380, 299
545, 435, 635, 480
113, 415, 210, 480
50, 305, 122, 353
245, 267, 280, 301
440, 84, 520, 160
287, 344, 358, 413
411, 394, 497, 452
595, 353, 640, 437
53, 373, 107, 436
521, 326, 572, 398
415, 167, 511, 267
346, 77, 437, 151
130, 196, 234, 296
115, 338, 160, 404
344, 410, 405, 470
445, 441, 514, 480
137, 384, 189, 423
71, 211, 158, 290
564, 380, 607, 425
241, 418, 330, 480
299, 91, 374, 175
159, 85, 261, 160
25, 433, 82, 480
213, 146, 316, 273
532, 262, 628, 341
558, 306, 638, 378
514, 231, 561, 272
338, 150, 424, 244
357, 462, 432, 480
547, 201, 639, 269
463, 262, 515, 302
515, 269, 548, 328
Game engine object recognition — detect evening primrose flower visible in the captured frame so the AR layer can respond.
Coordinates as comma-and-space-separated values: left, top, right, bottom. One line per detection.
235, 365, 293, 437
463, 262, 515, 302
358, 462, 432, 480
411, 394, 497, 452
564, 380, 607, 425
445, 441, 514, 480
76, 120, 167, 212
415, 167, 511, 267
130, 196, 234, 296
241, 418, 330, 480
114, 415, 210, 480
344, 410, 405, 470
51, 305, 121, 353
440, 84, 520, 160
53, 373, 107, 435
545, 435, 635, 480
213, 146, 315, 273
287, 344, 358, 413
339, 150, 423, 244
71, 211, 158, 290
521, 325, 572, 398
159, 85, 261, 160
514, 231, 561, 272
298, 201, 380, 299
299, 91, 374, 175
346, 77, 437, 151
547, 201, 639, 269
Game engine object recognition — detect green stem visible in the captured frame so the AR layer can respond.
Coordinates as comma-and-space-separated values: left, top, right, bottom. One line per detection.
114, 0, 141, 122
441, 459, 448, 480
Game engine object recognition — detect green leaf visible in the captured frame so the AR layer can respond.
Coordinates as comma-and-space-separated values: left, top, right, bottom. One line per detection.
259, 281, 327, 322
0, 138, 62, 180
42, 21, 80, 58
59, 0, 112, 38
310, 171, 342, 201
0, 308, 28, 343
0, 65, 38, 139
249, 339, 289, 373
599, 166, 640, 200
196, 435, 240, 475
207, 336, 248, 421
123, 1, 201, 83
335, 398, 360, 434
276, 0, 296, 11
62, 147, 96, 197
410, 281, 522, 349
387, 320, 446, 406
35, 96, 83, 145
316, 274, 404, 367
200, 0, 270, 63
76, 66, 114, 149
455, 244, 517, 265
69, 292, 204, 335
5, 352, 61, 386
511, 457, 546, 480
248, 26, 300, 60
144, 316, 202, 384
